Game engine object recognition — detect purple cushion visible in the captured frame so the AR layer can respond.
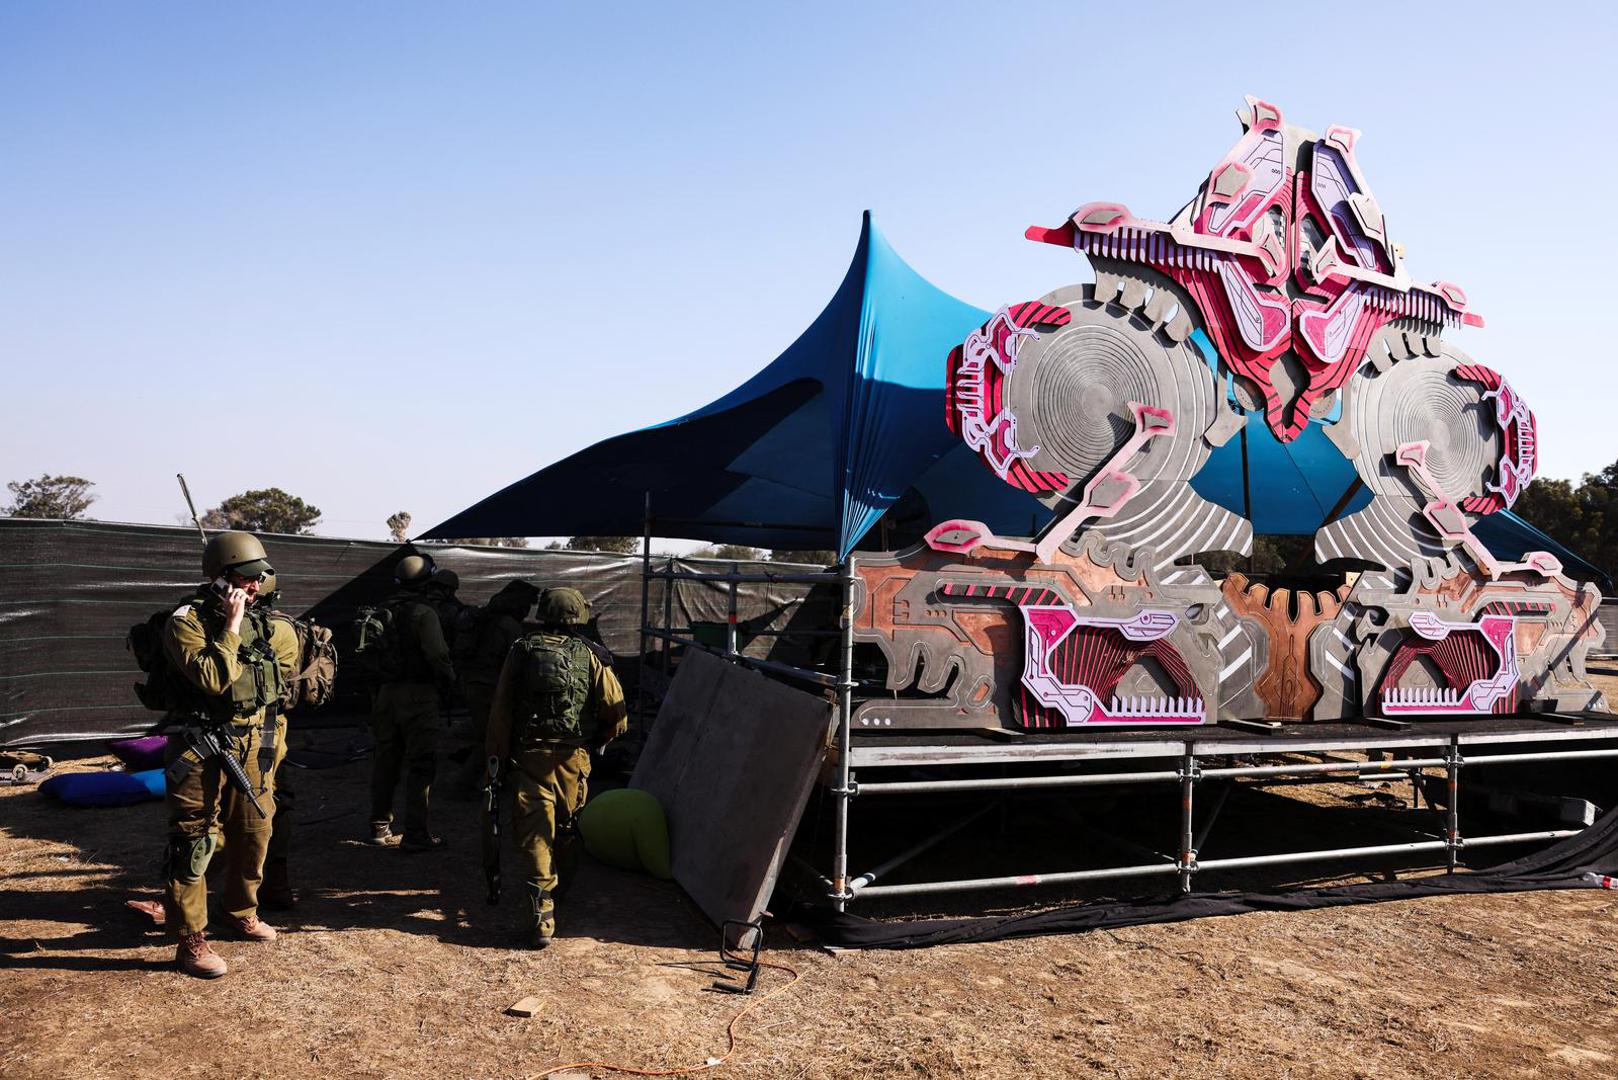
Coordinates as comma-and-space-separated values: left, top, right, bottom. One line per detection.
108, 735, 169, 771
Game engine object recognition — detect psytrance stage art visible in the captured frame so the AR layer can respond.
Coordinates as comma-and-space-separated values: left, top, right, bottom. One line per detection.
850, 98, 1606, 730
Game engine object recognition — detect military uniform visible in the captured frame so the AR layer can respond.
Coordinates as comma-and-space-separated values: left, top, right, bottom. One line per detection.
159, 532, 294, 977
260, 596, 301, 905
370, 569, 456, 848
451, 580, 538, 793
486, 588, 626, 946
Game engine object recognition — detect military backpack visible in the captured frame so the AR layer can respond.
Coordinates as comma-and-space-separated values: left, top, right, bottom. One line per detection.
350, 603, 400, 682
269, 611, 339, 711
512, 632, 594, 747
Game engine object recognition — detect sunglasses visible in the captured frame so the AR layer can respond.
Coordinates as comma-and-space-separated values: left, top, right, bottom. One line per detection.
226, 569, 272, 585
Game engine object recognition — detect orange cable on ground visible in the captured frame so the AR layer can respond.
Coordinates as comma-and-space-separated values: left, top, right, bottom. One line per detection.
529, 959, 802, 1079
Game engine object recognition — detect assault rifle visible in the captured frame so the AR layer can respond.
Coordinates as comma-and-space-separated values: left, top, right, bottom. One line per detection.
175, 721, 269, 819
483, 755, 502, 905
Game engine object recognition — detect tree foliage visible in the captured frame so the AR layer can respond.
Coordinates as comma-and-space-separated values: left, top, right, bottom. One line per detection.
386, 511, 413, 543
691, 543, 762, 561
1193, 535, 1315, 577
200, 488, 322, 535
1515, 463, 1617, 586
461, 536, 530, 548
770, 549, 838, 565
4, 474, 97, 520
564, 536, 638, 554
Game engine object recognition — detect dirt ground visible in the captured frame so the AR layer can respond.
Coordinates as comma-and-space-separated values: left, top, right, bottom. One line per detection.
5, 674, 1618, 1080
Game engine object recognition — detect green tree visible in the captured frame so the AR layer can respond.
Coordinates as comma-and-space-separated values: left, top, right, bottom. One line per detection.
461, 536, 530, 548
1195, 535, 1313, 577
691, 543, 762, 561
4, 474, 96, 519
770, 549, 838, 565
200, 488, 322, 534
386, 511, 413, 542
1515, 478, 1595, 556
564, 536, 638, 554
1578, 460, 1618, 584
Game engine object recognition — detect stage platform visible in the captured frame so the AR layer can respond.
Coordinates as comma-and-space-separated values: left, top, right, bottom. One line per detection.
814, 712, 1618, 905
845, 713, 1618, 769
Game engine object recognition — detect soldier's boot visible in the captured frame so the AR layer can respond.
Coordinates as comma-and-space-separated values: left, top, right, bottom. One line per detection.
370, 821, 401, 847
176, 932, 228, 979
260, 858, 296, 910
222, 914, 278, 942
524, 885, 554, 950
552, 829, 581, 901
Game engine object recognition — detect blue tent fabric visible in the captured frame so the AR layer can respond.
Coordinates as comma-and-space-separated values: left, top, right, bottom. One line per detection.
426, 213, 991, 555
425, 215, 1603, 582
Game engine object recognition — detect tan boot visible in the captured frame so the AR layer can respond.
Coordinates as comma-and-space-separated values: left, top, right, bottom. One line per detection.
223, 914, 278, 942
370, 821, 401, 847
176, 932, 227, 979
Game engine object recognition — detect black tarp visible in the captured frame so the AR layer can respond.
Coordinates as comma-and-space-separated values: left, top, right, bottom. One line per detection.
805, 807, 1618, 949
0, 518, 832, 748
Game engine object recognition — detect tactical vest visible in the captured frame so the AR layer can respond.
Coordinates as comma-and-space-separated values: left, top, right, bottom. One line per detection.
512, 632, 594, 748
161, 593, 284, 723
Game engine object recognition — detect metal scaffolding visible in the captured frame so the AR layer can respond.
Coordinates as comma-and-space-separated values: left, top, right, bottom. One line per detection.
636, 505, 1618, 913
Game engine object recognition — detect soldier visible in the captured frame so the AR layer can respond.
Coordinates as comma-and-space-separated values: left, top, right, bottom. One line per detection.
449, 579, 539, 797
369, 554, 456, 850
421, 568, 471, 653
486, 587, 626, 948
256, 574, 302, 908
161, 531, 295, 979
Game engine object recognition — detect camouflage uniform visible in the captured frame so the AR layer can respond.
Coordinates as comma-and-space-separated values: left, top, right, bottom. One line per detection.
161, 590, 294, 936
370, 589, 455, 845
486, 595, 626, 945
452, 581, 538, 792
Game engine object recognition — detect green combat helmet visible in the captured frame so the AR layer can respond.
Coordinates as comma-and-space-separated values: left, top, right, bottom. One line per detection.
394, 554, 436, 586
431, 569, 460, 593
202, 531, 273, 580
537, 587, 590, 627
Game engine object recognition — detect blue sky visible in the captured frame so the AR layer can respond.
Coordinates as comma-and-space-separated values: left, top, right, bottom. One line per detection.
2, 2, 1614, 540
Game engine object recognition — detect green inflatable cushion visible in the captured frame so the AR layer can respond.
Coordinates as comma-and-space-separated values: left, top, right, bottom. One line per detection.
577, 787, 673, 879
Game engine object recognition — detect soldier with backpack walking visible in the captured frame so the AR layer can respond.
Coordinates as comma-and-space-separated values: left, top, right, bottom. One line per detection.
485, 587, 627, 948
448, 578, 539, 797
367, 554, 456, 850
151, 531, 295, 978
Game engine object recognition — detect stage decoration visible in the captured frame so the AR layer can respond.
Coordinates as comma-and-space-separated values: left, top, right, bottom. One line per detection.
848, 99, 1606, 731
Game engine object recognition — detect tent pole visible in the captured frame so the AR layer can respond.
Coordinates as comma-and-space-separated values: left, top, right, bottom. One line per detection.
726, 562, 740, 657
638, 492, 653, 729
663, 555, 676, 674
832, 557, 856, 911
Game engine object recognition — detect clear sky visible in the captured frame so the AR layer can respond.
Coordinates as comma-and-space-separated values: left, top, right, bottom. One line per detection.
2, 1, 1614, 541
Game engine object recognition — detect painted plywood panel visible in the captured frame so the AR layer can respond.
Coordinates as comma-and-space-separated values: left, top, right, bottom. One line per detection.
629, 650, 832, 930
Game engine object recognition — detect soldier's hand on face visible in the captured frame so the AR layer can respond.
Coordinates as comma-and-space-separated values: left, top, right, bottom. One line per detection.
222, 585, 250, 630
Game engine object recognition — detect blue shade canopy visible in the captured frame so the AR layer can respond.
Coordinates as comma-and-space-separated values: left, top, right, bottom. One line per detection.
425, 216, 1603, 582
425, 213, 991, 555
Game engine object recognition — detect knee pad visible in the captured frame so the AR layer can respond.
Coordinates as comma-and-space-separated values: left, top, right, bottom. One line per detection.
167, 833, 218, 883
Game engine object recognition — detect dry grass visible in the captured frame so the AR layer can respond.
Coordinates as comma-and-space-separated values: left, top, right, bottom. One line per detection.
5, 677, 1618, 1080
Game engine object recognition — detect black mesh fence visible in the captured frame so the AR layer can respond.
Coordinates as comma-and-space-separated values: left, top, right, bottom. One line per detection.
0, 519, 836, 749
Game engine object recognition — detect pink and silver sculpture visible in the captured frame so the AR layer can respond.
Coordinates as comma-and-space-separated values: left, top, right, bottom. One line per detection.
849, 99, 1606, 731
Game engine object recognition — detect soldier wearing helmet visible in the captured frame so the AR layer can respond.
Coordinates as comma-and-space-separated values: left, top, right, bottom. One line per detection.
447, 578, 539, 798
253, 572, 303, 909
160, 531, 297, 978
485, 587, 626, 947
368, 552, 456, 850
